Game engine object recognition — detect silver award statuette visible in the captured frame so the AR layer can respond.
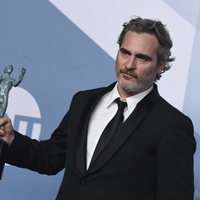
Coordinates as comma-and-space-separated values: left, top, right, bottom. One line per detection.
0, 65, 26, 179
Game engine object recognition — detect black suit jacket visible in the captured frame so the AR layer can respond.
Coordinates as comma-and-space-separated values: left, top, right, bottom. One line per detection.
6, 83, 196, 200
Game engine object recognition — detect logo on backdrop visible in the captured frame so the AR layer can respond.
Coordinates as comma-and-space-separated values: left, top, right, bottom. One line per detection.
6, 87, 41, 140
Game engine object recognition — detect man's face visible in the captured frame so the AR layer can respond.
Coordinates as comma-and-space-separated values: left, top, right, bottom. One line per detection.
115, 31, 164, 98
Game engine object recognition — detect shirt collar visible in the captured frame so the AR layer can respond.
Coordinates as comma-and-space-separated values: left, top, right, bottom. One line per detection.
105, 83, 153, 112
106, 84, 121, 108
126, 86, 153, 114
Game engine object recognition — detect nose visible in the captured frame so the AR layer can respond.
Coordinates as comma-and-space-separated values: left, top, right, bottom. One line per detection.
125, 56, 136, 69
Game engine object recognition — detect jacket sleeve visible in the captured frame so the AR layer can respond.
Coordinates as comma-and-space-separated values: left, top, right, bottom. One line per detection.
157, 116, 196, 200
5, 109, 70, 175
4, 90, 84, 175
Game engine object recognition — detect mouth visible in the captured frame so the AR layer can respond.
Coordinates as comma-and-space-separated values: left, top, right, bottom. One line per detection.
120, 70, 137, 80
121, 73, 133, 80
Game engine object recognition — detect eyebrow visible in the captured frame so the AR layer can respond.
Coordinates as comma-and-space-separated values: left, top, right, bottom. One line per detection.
120, 48, 132, 55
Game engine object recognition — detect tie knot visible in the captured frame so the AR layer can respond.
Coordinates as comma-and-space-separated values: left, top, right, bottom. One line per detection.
115, 98, 127, 111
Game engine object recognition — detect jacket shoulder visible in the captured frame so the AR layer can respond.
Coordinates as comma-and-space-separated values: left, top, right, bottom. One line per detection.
156, 96, 192, 123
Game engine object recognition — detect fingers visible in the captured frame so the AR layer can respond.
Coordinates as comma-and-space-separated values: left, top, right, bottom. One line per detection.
0, 125, 5, 136
0, 117, 9, 137
0, 117, 14, 145
0, 117, 11, 128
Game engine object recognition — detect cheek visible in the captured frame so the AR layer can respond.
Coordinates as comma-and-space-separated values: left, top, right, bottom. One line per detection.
144, 67, 158, 79
115, 56, 120, 67
115, 58, 122, 72
138, 65, 157, 78
116, 53, 125, 66
114, 62, 119, 77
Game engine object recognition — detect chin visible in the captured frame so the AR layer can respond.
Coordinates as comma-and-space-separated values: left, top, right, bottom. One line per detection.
118, 80, 140, 94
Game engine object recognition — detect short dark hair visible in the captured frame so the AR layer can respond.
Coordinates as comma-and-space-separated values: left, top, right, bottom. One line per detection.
117, 17, 175, 80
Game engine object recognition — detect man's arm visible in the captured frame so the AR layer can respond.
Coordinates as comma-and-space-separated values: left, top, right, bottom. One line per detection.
0, 114, 68, 175
157, 116, 196, 200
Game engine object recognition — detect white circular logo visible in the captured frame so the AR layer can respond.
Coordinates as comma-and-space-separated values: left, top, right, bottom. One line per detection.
6, 87, 42, 140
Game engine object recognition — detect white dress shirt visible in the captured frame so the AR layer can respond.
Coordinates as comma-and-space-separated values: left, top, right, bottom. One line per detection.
86, 83, 153, 169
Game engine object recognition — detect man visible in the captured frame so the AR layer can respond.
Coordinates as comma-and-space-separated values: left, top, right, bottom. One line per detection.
0, 17, 196, 200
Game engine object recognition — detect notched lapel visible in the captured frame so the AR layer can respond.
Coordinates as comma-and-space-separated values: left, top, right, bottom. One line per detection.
75, 83, 116, 175
75, 94, 100, 175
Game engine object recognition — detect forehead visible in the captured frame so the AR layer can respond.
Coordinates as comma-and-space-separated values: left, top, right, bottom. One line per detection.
121, 31, 160, 54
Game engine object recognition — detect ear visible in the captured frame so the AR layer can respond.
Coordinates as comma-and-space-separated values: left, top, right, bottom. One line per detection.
156, 62, 165, 75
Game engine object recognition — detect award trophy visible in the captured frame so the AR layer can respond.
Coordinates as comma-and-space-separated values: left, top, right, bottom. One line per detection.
0, 65, 26, 179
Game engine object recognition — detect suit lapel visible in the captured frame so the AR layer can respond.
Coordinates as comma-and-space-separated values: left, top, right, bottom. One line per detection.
75, 94, 100, 174
87, 84, 160, 174
75, 83, 116, 175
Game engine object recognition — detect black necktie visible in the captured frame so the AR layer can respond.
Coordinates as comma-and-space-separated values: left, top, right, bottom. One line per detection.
91, 98, 127, 163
